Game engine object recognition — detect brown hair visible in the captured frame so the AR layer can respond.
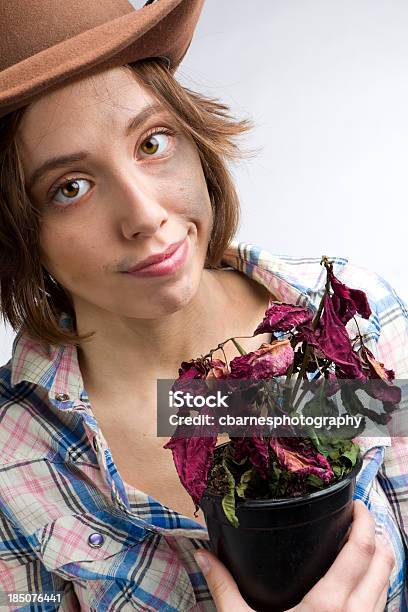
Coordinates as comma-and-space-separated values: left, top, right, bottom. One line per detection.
0, 58, 254, 351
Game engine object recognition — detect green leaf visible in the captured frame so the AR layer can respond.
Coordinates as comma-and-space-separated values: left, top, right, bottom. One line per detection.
230, 454, 249, 467
339, 441, 360, 467
268, 459, 292, 496
302, 394, 339, 418
304, 426, 331, 457
340, 383, 364, 416
306, 473, 324, 488
328, 448, 341, 462
236, 469, 254, 498
326, 418, 366, 440
221, 458, 239, 528
333, 464, 346, 478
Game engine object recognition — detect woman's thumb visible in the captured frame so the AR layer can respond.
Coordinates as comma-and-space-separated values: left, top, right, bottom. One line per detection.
194, 549, 252, 611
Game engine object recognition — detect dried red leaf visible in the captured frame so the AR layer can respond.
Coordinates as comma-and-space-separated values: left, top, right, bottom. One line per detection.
230, 436, 269, 478
270, 437, 334, 484
163, 434, 217, 509
206, 359, 230, 379
230, 339, 294, 380
315, 295, 367, 380
254, 303, 313, 335
329, 269, 371, 325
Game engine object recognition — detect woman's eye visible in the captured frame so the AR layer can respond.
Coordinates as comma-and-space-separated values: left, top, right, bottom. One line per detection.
49, 178, 91, 206
139, 131, 171, 157
47, 130, 173, 208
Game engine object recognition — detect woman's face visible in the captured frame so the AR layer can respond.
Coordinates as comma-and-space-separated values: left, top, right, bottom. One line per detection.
16, 65, 213, 321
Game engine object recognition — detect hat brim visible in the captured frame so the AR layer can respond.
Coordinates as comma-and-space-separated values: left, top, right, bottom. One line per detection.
0, 0, 203, 118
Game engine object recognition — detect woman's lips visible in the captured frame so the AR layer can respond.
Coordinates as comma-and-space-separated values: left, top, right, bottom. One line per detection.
125, 237, 189, 278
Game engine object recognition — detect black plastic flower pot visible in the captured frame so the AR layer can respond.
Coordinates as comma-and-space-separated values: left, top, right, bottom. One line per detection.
199, 445, 363, 612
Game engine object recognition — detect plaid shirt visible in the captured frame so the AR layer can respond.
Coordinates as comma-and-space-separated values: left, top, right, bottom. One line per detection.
0, 240, 406, 611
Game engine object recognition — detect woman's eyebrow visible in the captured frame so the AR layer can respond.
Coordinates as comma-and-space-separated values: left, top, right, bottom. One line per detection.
26, 102, 167, 190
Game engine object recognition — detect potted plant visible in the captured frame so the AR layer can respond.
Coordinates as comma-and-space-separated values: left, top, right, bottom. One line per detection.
163, 257, 401, 612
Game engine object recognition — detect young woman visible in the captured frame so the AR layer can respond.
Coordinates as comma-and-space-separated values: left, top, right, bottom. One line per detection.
0, 0, 403, 610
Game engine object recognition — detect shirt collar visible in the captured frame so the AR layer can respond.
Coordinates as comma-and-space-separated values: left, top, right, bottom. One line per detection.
10, 311, 85, 409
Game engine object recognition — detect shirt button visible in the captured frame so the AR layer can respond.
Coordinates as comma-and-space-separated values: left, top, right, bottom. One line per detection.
88, 532, 104, 548
55, 393, 70, 401
92, 437, 99, 452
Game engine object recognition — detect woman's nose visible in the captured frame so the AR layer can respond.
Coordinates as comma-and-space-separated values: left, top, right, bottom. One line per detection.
114, 169, 169, 239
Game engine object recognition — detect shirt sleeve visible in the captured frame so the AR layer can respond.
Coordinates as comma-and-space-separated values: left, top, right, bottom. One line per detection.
375, 274, 408, 379
0, 511, 79, 611
341, 263, 408, 609
372, 274, 408, 543
373, 273, 408, 608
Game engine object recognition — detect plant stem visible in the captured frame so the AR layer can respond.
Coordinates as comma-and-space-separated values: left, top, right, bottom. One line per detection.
231, 338, 246, 355
289, 345, 312, 411
288, 261, 332, 409
203, 334, 255, 360
292, 386, 310, 412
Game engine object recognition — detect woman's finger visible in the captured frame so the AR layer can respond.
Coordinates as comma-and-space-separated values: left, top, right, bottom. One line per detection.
194, 549, 253, 611
347, 535, 394, 610
299, 500, 376, 610
373, 583, 389, 612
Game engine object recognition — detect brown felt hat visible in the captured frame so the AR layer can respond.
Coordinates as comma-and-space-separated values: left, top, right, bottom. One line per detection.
0, 0, 204, 119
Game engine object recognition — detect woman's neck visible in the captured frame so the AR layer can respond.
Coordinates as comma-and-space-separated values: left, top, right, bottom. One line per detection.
76, 268, 272, 401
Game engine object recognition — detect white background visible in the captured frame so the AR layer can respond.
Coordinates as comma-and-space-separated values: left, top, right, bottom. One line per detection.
1, 0, 407, 363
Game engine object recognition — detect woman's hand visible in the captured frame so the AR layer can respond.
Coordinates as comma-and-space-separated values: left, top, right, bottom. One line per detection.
194, 500, 394, 612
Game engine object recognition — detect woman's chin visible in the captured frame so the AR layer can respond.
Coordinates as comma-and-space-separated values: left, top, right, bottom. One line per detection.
148, 280, 199, 315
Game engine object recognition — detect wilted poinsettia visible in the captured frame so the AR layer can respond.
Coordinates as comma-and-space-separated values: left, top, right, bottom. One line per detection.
164, 256, 401, 527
